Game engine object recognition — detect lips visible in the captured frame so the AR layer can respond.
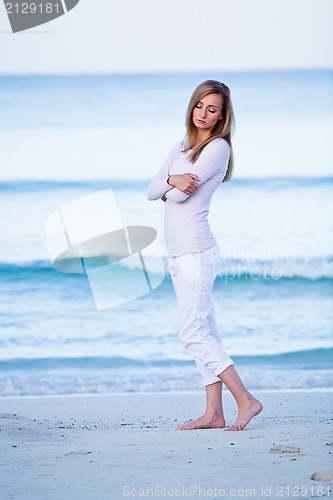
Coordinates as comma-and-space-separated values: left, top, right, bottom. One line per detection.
196, 119, 206, 124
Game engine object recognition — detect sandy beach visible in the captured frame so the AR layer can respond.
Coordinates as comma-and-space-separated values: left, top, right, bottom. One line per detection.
0, 390, 332, 499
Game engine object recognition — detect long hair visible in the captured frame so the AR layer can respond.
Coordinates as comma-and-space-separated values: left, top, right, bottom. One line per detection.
184, 80, 235, 182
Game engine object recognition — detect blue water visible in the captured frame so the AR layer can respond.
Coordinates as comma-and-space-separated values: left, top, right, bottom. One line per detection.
0, 70, 332, 396
1, 70, 332, 128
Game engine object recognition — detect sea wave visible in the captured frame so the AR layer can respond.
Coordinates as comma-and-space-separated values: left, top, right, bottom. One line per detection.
217, 255, 333, 281
1, 348, 332, 371
1, 364, 332, 397
1, 256, 333, 281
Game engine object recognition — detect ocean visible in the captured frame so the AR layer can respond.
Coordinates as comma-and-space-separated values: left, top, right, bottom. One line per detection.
0, 70, 332, 397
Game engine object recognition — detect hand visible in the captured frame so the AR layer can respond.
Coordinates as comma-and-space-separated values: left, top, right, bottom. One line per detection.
168, 173, 200, 195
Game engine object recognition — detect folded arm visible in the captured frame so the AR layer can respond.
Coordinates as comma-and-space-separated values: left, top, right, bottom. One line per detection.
164, 173, 199, 202
147, 145, 178, 201
165, 139, 230, 203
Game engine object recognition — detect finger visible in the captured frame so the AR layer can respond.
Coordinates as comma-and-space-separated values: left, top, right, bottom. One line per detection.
189, 173, 200, 180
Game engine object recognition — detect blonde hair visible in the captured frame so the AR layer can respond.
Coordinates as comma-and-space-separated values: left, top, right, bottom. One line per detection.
184, 80, 235, 182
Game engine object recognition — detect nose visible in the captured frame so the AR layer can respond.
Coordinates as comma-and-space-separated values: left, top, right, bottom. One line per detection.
200, 107, 207, 118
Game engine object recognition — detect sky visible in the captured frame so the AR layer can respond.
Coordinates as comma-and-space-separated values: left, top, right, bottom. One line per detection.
0, 0, 332, 181
0, 0, 332, 74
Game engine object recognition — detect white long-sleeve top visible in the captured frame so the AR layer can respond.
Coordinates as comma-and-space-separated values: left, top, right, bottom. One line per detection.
147, 138, 230, 257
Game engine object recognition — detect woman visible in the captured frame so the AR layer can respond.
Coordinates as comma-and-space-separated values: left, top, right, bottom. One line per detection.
147, 80, 263, 431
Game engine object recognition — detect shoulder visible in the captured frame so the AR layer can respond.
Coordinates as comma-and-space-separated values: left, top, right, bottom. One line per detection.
169, 142, 184, 158
166, 141, 183, 157
200, 138, 230, 162
173, 141, 184, 153
162, 142, 183, 165
205, 138, 230, 154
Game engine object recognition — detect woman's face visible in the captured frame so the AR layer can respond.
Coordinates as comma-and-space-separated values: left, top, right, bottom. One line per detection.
192, 93, 223, 132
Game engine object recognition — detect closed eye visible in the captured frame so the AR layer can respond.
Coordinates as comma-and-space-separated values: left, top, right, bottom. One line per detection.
195, 104, 219, 113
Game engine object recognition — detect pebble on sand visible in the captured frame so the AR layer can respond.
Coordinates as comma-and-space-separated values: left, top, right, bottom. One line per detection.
310, 471, 333, 481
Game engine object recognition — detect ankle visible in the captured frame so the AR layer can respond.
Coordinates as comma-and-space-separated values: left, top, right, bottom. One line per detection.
236, 394, 256, 408
205, 407, 223, 418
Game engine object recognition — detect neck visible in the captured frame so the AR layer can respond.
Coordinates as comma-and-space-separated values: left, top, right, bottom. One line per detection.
193, 130, 211, 148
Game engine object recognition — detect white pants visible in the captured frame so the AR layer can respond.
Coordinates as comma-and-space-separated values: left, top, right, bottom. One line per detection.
168, 244, 234, 386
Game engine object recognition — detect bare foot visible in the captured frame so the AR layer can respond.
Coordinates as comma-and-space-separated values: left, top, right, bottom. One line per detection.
177, 413, 226, 430
225, 398, 263, 431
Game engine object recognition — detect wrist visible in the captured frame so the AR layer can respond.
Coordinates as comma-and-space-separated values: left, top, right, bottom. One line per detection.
167, 175, 174, 186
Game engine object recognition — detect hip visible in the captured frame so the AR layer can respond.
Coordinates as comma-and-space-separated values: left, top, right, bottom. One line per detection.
168, 243, 220, 283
